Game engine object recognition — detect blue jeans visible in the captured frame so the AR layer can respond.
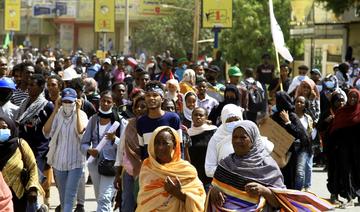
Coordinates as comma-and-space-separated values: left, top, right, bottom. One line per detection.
76, 168, 86, 206
88, 161, 115, 212
121, 171, 136, 212
295, 151, 313, 190
53, 168, 83, 212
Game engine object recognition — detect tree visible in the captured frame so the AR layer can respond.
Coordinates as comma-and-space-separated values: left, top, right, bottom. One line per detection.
131, 0, 212, 57
219, 0, 293, 69
317, 0, 359, 16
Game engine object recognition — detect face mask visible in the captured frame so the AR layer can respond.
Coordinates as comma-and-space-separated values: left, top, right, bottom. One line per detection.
196, 74, 204, 78
225, 121, 239, 133
0, 129, 11, 142
62, 102, 75, 117
98, 107, 113, 119
325, 81, 335, 89
298, 76, 305, 81
182, 64, 187, 70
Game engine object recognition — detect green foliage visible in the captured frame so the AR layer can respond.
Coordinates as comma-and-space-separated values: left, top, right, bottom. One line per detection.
316, 0, 359, 16
219, 0, 293, 69
131, 0, 212, 57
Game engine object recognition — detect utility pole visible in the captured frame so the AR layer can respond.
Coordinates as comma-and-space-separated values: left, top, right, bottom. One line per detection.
192, 0, 200, 62
123, 0, 129, 55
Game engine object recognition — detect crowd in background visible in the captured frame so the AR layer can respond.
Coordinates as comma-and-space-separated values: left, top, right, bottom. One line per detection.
0, 46, 358, 211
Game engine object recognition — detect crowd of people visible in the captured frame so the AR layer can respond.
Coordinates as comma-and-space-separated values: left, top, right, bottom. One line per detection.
0, 47, 358, 212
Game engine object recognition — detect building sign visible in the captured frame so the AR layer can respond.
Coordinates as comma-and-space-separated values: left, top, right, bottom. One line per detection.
95, 0, 115, 32
4, 0, 21, 31
202, 0, 233, 28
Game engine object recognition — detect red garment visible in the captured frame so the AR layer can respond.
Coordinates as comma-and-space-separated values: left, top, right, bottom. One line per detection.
159, 71, 175, 84
0, 172, 13, 212
330, 89, 360, 134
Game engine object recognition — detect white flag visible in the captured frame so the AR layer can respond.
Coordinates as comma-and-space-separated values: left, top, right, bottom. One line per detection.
269, 0, 293, 62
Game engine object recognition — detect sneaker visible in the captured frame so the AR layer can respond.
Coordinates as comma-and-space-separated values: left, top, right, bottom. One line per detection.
55, 205, 61, 212
37, 204, 49, 212
330, 194, 342, 206
340, 199, 354, 209
74, 204, 85, 212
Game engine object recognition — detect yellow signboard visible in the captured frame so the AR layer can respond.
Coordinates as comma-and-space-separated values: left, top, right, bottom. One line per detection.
202, 0, 233, 28
95, 0, 115, 32
4, 0, 21, 31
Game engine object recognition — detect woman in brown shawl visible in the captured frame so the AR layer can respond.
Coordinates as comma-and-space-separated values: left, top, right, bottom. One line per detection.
114, 94, 147, 211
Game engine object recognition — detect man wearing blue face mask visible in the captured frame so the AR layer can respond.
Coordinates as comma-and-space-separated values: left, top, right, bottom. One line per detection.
287, 65, 311, 96
0, 77, 19, 120
175, 57, 188, 81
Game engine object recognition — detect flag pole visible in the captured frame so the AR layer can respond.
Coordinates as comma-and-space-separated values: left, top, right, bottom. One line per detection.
275, 49, 283, 91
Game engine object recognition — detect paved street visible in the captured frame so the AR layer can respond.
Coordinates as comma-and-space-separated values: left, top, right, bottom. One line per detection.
46, 167, 359, 211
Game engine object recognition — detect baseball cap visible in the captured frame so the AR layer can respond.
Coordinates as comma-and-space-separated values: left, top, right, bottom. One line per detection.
228, 66, 242, 77
61, 88, 77, 102
205, 65, 220, 73
104, 58, 111, 64
310, 68, 321, 76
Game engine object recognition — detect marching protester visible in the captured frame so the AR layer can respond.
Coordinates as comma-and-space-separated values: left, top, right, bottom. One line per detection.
206, 121, 333, 211
0, 116, 44, 212
0, 77, 19, 120
187, 107, 217, 188
136, 126, 206, 212
271, 91, 311, 190
17, 74, 53, 177
43, 88, 88, 212
81, 91, 128, 211
181, 91, 198, 128
205, 104, 244, 177
114, 93, 147, 212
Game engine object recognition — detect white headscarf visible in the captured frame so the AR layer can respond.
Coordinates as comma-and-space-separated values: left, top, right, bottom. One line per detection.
205, 104, 244, 177
182, 91, 198, 122
210, 104, 244, 149
165, 79, 180, 101
181, 69, 196, 85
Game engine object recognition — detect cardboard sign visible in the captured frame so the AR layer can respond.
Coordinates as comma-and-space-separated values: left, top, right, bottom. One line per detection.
259, 118, 294, 167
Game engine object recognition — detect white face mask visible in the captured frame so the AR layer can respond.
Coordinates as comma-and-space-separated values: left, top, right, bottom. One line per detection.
99, 107, 113, 114
62, 102, 75, 117
225, 121, 239, 133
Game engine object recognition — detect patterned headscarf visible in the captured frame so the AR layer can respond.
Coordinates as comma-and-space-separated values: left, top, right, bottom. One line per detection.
220, 120, 285, 188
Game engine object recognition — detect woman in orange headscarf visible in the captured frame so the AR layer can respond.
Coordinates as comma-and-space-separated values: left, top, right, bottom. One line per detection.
136, 126, 206, 212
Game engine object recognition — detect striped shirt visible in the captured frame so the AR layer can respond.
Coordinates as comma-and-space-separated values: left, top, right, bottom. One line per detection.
10, 89, 28, 107
46, 110, 88, 171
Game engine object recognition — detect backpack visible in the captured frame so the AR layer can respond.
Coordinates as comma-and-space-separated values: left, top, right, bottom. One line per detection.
245, 80, 264, 112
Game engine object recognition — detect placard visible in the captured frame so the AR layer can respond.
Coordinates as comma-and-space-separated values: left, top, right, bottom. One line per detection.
259, 118, 294, 167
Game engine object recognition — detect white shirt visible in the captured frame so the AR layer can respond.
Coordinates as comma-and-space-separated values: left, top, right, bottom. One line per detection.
0, 101, 19, 120
46, 110, 88, 171
197, 94, 219, 115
